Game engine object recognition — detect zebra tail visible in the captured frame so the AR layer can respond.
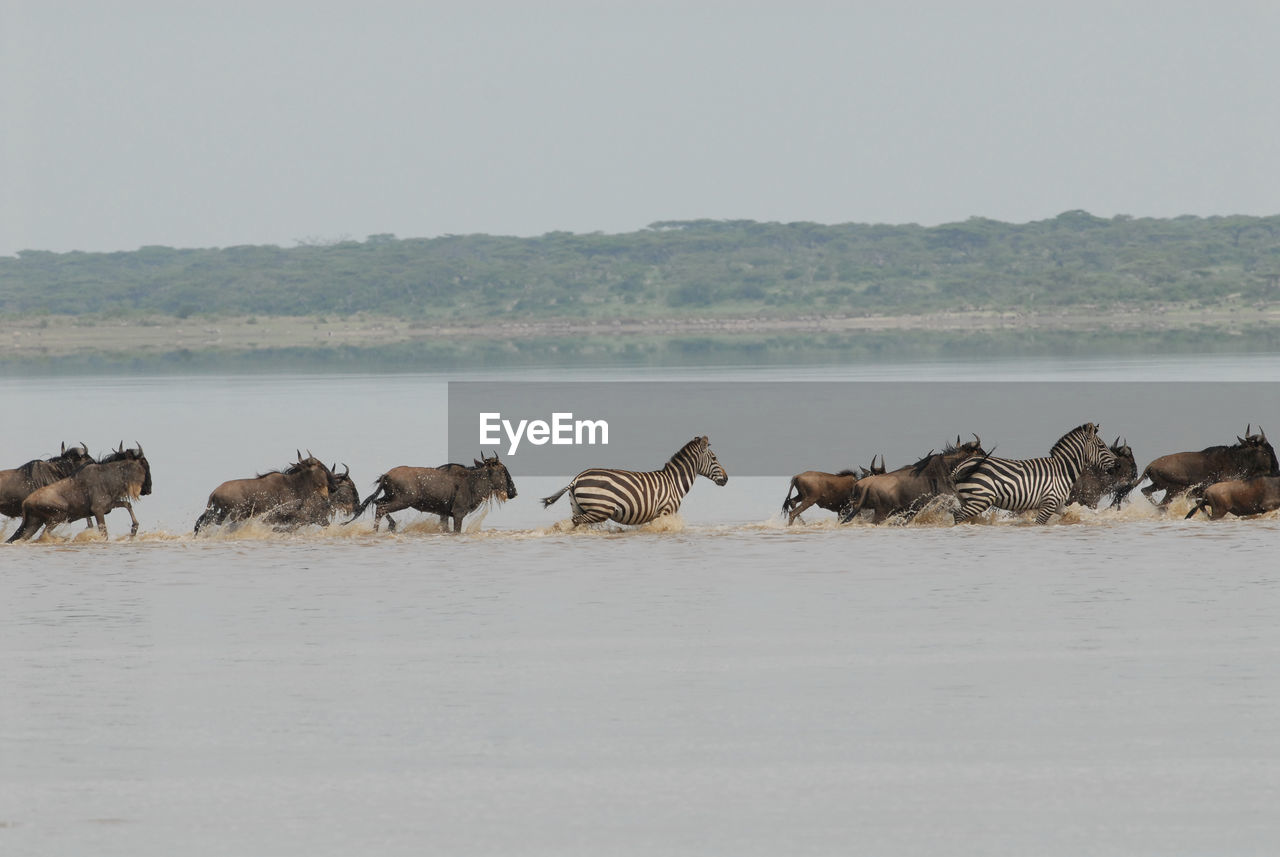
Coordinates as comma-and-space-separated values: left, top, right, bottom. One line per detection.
346, 476, 386, 523
541, 484, 571, 509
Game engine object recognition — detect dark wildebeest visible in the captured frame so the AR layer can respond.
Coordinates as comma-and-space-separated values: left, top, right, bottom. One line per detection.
781, 456, 886, 526
194, 452, 338, 533
6, 444, 153, 542
1067, 437, 1136, 509
0, 442, 94, 521
349, 453, 517, 533
1184, 476, 1280, 520
259, 463, 360, 530
1129, 426, 1278, 506
838, 435, 985, 524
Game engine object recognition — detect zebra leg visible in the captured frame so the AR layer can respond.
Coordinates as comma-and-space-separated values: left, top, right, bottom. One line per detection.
952, 494, 992, 524
1035, 497, 1063, 525
570, 508, 613, 527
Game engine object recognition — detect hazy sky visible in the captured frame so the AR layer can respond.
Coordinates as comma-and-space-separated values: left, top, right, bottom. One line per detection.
4, 1, 1279, 256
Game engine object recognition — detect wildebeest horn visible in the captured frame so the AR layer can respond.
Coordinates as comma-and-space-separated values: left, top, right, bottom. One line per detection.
956, 435, 961, 446
342, 463, 350, 477
118, 441, 125, 452
1113, 436, 1120, 448
135, 441, 143, 457
972, 433, 981, 447
297, 449, 303, 461
61, 441, 67, 454
81, 442, 89, 454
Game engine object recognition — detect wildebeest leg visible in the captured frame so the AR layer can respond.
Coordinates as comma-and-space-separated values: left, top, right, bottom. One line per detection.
787, 497, 816, 526
372, 493, 415, 532
6, 515, 44, 542
94, 512, 110, 538
450, 512, 464, 533
118, 501, 140, 536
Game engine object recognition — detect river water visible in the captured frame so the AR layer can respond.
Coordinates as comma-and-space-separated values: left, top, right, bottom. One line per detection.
2, 355, 1279, 855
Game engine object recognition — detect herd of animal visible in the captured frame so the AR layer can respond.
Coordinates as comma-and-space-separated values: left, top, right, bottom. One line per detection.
1, 425, 1278, 543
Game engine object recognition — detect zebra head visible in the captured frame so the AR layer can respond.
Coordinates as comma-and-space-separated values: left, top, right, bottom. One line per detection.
1054, 423, 1118, 472
693, 435, 729, 486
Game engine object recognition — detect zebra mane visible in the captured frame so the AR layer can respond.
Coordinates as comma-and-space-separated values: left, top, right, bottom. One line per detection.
668, 435, 708, 465
1050, 423, 1098, 457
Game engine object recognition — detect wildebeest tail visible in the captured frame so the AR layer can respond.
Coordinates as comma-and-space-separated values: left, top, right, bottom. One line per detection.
781, 478, 799, 513
193, 509, 213, 534
1184, 498, 1210, 519
346, 476, 387, 523
1107, 465, 1148, 509
541, 484, 571, 509
838, 484, 866, 523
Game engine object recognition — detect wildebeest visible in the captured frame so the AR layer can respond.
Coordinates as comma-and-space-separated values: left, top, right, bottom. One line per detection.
781, 456, 885, 526
1184, 476, 1280, 520
194, 452, 338, 533
349, 453, 517, 533
838, 435, 985, 524
1130, 426, 1278, 506
1067, 437, 1136, 509
0, 442, 93, 520
6, 444, 153, 542
259, 463, 360, 530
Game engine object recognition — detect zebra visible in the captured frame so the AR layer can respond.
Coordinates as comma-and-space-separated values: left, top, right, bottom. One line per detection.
951, 423, 1119, 525
540, 435, 728, 527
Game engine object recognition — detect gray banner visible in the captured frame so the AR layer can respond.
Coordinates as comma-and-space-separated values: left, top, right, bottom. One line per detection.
447, 381, 1279, 477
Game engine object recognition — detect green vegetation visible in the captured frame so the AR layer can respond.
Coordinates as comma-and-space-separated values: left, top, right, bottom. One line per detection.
4, 211, 1280, 320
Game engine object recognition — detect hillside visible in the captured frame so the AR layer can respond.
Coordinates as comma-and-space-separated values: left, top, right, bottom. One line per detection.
4, 211, 1280, 372
4, 212, 1280, 321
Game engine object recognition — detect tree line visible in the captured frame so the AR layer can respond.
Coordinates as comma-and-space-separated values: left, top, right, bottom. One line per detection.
3, 211, 1279, 319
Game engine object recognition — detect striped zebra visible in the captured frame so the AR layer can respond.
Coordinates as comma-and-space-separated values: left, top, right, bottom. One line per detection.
540, 435, 728, 527
952, 423, 1118, 525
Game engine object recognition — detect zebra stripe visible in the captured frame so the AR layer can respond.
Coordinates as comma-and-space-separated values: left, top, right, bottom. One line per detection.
541, 435, 728, 526
953, 423, 1118, 525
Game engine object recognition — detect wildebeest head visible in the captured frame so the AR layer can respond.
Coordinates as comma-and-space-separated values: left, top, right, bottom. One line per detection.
101, 441, 153, 497
1110, 437, 1137, 479
291, 450, 338, 495
473, 451, 517, 501
328, 463, 360, 517
59, 442, 94, 468
1237, 425, 1279, 477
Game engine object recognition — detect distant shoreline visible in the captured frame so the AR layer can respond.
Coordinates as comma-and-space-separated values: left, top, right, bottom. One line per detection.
3, 302, 1277, 361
